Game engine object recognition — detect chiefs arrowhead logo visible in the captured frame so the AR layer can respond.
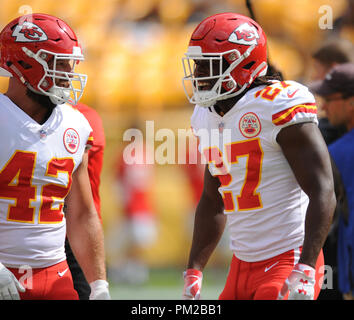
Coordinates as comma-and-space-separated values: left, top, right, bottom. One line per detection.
12, 21, 48, 42
239, 112, 261, 138
228, 23, 259, 46
63, 128, 80, 154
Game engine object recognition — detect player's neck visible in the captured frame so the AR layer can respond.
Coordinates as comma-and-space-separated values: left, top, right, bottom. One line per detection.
5, 80, 53, 124
214, 95, 244, 116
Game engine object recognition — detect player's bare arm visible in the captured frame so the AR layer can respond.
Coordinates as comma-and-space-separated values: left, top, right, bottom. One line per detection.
277, 122, 336, 268
183, 166, 226, 299
187, 165, 226, 271
65, 151, 106, 283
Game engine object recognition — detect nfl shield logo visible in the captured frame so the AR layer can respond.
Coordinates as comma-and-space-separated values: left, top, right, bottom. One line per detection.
218, 122, 224, 133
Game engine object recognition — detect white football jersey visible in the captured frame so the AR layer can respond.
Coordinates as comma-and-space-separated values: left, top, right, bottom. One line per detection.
0, 94, 93, 268
191, 80, 318, 262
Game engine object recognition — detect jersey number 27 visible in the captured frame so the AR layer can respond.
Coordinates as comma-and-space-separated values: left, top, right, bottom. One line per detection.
204, 138, 263, 212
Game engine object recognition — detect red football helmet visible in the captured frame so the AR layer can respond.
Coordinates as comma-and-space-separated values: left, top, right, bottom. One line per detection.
0, 13, 87, 105
182, 12, 268, 107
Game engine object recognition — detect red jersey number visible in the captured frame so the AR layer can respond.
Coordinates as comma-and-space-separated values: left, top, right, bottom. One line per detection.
0, 151, 74, 223
203, 138, 263, 212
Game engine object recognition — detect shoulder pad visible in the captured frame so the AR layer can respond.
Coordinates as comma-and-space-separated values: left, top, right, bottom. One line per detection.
254, 81, 317, 127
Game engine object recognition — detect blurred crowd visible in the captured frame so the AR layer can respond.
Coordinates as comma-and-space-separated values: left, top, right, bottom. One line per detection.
0, 0, 352, 112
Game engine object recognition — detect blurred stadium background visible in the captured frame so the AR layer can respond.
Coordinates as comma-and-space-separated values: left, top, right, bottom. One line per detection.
0, 0, 353, 299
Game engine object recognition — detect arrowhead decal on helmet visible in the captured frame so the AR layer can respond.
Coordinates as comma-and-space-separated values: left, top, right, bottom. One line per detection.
228, 23, 259, 46
1, 13, 87, 105
12, 21, 48, 42
182, 13, 268, 107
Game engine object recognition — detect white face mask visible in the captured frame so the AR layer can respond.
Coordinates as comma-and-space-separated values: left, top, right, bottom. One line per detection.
22, 46, 87, 105
182, 45, 267, 107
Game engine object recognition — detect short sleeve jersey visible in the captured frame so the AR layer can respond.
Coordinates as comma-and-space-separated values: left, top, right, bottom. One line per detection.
191, 80, 318, 261
0, 94, 92, 268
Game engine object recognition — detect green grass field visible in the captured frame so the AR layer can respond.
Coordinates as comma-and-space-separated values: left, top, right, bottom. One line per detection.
109, 267, 228, 300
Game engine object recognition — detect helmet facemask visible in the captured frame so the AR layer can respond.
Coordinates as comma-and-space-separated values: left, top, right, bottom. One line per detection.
0, 14, 88, 106
182, 45, 266, 108
182, 13, 269, 108
22, 46, 87, 105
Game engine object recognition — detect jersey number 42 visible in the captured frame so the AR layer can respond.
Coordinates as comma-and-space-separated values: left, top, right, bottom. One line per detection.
0, 150, 74, 223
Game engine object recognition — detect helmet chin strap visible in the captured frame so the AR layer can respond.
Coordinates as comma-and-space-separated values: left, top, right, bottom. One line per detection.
48, 86, 70, 105
198, 62, 268, 108
218, 61, 268, 101
26, 82, 69, 105
193, 91, 217, 107
196, 60, 268, 107
217, 82, 249, 101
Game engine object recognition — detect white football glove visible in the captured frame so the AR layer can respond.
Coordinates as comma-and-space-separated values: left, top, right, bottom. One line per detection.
278, 263, 316, 300
0, 263, 25, 300
89, 280, 111, 300
182, 269, 203, 300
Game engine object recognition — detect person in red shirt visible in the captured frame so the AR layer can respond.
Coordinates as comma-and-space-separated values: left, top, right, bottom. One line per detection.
75, 103, 106, 219
110, 132, 157, 284
65, 102, 106, 299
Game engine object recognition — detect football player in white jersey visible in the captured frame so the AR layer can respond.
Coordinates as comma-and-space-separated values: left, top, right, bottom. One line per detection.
0, 14, 110, 300
181, 13, 336, 300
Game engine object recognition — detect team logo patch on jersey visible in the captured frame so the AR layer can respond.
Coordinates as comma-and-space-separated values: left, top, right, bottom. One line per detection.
63, 128, 80, 154
239, 112, 261, 138
12, 21, 48, 42
228, 23, 259, 46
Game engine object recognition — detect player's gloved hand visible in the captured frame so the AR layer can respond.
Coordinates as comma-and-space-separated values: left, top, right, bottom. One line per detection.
89, 280, 111, 300
182, 269, 203, 300
277, 263, 316, 300
0, 262, 25, 300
